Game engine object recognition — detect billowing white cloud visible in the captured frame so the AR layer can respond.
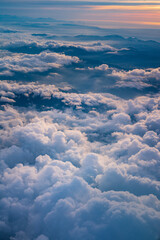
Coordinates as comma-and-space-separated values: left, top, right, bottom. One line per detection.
0, 51, 79, 73
87, 64, 160, 89
0, 80, 121, 107
111, 67, 160, 81
0, 80, 160, 240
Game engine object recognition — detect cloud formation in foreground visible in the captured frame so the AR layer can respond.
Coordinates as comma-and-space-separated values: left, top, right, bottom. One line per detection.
0, 81, 160, 240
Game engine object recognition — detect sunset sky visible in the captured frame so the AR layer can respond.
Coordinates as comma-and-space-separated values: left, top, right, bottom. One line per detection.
1, 0, 160, 28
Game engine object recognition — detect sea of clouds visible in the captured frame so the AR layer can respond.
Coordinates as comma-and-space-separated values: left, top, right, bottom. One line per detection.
0, 80, 160, 240
0, 22, 160, 240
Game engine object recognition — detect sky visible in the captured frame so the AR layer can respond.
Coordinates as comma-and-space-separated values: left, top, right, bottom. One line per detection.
1, 0, 160, 28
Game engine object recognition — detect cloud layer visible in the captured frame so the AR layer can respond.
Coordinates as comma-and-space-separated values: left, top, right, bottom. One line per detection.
0, 80, 160, 240
0, 20, 160, 239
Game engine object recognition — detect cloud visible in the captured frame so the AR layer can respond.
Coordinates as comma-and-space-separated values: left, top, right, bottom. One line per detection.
0, 51, 79, 74
111, 68, 160, 88
111, 68, 160, 81
96, 163, 160, 197
0, 96, 15, 103
87, 64, 160, 89
1, 38, 119, 53
0, 159, 160, 240
0, 80, 121, 108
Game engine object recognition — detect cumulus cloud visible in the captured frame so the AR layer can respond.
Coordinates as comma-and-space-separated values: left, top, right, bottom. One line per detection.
0, 80, 121, 107
0, 51, 79, 74
87, 64, 160, 89
111, 67, 160, 88
0, 80, 160, 239
111, 67, 160, 81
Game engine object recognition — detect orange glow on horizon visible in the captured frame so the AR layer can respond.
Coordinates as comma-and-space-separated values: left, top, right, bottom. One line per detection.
82, 19, 160, 26
90, 5, 160, 11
